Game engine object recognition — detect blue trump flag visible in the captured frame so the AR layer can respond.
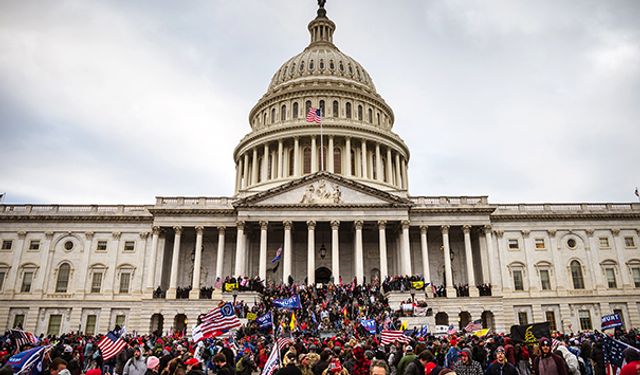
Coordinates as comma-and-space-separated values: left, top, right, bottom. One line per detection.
360, 319, 377, 335
8, 346, 47, 375
273, 295, 302, 310
256, 312, 273, 330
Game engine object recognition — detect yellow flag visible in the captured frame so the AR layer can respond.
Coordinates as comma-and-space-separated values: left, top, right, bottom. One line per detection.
246, 312, 257, 321
411, 281, 425, 290
400, 320, 408, 330
290, 312, 297, 331
474, 328, 489, 337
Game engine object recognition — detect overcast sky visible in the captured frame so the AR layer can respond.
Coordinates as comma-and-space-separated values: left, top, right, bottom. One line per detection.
1, 0, 639, 205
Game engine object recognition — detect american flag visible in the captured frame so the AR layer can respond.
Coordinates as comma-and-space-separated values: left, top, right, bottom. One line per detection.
380, 330, 411, 345
603, 335, 639, 371
464, 320, 482, 333
447, 324, 458, 335
261, 337, 294, 375
192, 303, 241, 342
97, 329, 127, 361
306, 107, 322, 123
9, 330, 38, 348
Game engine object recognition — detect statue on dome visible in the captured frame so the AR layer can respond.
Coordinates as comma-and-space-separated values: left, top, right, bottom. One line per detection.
318, 0, 326, 9
317, 0, 327, 17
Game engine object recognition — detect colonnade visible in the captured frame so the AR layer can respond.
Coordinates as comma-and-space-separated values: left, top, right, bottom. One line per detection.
234, 135, 408, 191
147, 222, 496, 299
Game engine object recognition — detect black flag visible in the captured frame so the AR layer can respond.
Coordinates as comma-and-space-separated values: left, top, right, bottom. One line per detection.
510, 322, 551, 343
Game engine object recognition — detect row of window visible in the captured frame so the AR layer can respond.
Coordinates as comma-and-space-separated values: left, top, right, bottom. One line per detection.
506, 236, 637, 251
12, 313, 126, 336
256, 99, 387, 127
0, 239, 136, 252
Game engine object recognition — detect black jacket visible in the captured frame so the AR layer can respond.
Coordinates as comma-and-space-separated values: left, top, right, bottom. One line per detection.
485, 361, 519, 375
276, 363, 303, 375
405, 359, 425, 375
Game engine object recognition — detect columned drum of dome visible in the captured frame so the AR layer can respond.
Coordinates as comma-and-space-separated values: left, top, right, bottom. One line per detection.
233, 5, 410, 196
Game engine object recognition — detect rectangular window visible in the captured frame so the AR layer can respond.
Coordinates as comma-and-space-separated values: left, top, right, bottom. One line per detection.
124, 241, 135, 252
518, 311, 528, 325
119, 273, 131, 294
508, 239, 519, 250
29, 240, 40, 250
91, 272, 103, 293
47, 314, 62, 336
96, 241, 107, 251
21, 271, 33, 293
513, 270, 524, 291
0, 271, 5, 291
540, 270, 551, 290
625, 237, 636, 248
599, 237, 610, 249
85, 315, 97, 336
535, 238, 546, 249
545, 311, 557, 331
578, 310, 592, 330
115, 314, 126, 328
632, 268, 640, 288
606, 268, 617, 289
13, 314, 25, 329
1, 240, 12, 250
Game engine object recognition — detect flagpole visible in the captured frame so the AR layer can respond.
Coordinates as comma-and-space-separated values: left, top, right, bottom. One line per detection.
319, 113, 324, 171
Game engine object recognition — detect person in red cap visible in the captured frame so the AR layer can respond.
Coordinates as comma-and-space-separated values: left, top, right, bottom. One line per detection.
185, 358, 204, 375
533, 338, 569, 375
453, 349, 483, 375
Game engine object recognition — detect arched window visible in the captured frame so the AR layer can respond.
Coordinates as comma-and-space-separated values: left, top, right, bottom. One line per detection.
570, 260, 585, 289
293, 102, 299, 119
56, 263, 71, 293
345, 102, 352, 119
334, 148, 342, 174
350, 148, 357, 177
288, 149, 295, 176
257, 156, 263, 183
319, 100, 325, 116
263, 113, 267, 125
357, 105, 363, 121
377, 112, 381, 125
271, 108, 276, 124
267, 154, 273, 180
368, 108, 373, 123
332, 100, 339, 117
281, 105, 286, 121
305, 101, 312, 117
303, 147, 311, 174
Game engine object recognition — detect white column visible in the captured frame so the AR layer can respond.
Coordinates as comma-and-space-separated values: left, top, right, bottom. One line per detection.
251, 148, 258, 185
328, 136, 334, 173
386, 148, 393, 183
293, 137, 300, 177
395, 153, 402, 187
259, 221, 268, 282
234, 221, 245, 277
215, 227, 225, 284
401, 220, 412, 276
401, 159, 408, 189
235, 161, 241, 192
283, 221, 293, 284
242, 153, 249, 188
33, 232, 53, 296
354, 220, 364, 284
331, 220, 340, 283
190, 226, 204, 299
307, 221, 316, 285
442, 225, 455, 297
521, 230, 539, 294
463, 225, 479, 297
612, 228, 632, 288
420, 226, 431, 282
378, 221, 388, 280
484, 226, 499, 294
167, 226, 182, 299
278, 140, 284, 178
311, 136, 318, 173
262, 144, 270, 181
145, 226, 160, 292
345, 137, 352, 176
375, 143, 382, 181
361, 140, 368, 179
586, 229, 605, 290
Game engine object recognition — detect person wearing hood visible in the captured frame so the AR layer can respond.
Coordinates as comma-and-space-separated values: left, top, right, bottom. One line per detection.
453, 348, 483, 375
620, 348, 640, 375
396, 345, 416, 375
533, 338, 569, 375
123, 347, 147, 375
555, 345, 580, 375
404, 351, 430, 375
484, 347, 518, 375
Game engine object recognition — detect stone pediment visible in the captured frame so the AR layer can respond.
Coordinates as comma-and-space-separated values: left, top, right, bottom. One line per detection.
234, 172, 413, 208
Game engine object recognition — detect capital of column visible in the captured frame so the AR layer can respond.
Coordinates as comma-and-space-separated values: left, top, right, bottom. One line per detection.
112, 231, 122, 239
378, 220, 387, 230
45, 231, 54, 239
283, 221, 293, 230
483, 225, 492, 234
307, 220, 317, 230
420, 225, 428, 234
463, 225, 471, 234
494, 230, 504, 238
152, 226, 161, 235
84, 231, 94, 240
354, 220, 364, 230
259, 221, 269, 230
173, 226, 183, 235
330, 220, 340, 230
140, 232, 150, 239
218, 226, 226, 235
401, 220, 410, 230
547, 229, 557, 236
195, 226, 205, 234
236, 221, 245, 231
441, 225, 450, 234
17, 231, 26, 239
585, 228, 595, 236
611, 228, 621, 236
521, 229, 530, 238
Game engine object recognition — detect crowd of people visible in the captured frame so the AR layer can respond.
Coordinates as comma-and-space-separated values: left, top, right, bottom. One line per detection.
1, 278, 639, 375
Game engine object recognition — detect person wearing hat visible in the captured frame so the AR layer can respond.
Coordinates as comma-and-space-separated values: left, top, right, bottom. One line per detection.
185, 358, 205, 375
533, 338, 569, 375
123, 347, 147, 375
485, 347, 518, 375
404, 350, 431, 375
397, 345, 416, 375
453, 348, 483, 375
145, 356, 160, 375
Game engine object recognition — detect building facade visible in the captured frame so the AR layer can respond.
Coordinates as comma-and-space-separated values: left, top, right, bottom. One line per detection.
1, 4, 640, 336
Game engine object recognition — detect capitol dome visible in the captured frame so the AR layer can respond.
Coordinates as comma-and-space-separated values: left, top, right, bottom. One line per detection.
233, 4, 410, 196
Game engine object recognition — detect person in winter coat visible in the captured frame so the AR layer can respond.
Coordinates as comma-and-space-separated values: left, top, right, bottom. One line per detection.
484, 347, 518, 375
555, 346, 580, 375
351, 346, 371, 375
532, 338, 569, 375
453, 349, 483, 375
213, 353, 235, 375
185, 358, 205, 375
145, 356, 160, 375
404, 351, 429, 375
397, 346, 416, 375
123, 348, 147, 375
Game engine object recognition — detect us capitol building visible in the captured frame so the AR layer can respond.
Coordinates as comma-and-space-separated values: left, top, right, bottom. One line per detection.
1, 3, 639, 337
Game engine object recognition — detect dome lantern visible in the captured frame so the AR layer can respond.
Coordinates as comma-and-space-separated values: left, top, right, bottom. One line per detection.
308, 1, 335, 47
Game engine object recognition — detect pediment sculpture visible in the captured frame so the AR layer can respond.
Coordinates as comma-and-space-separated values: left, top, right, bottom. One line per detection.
300, 180, 342, 205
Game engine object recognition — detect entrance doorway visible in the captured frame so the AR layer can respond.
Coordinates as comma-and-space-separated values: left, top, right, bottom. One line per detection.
315, 267, 332, 284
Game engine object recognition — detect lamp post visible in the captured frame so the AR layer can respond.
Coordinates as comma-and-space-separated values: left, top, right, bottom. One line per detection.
319, 243, 327, 260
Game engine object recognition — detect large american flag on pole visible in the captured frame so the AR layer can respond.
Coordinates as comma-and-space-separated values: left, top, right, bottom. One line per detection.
192, 303, 241, 342
261, 337, 293, 375
380, 330, 411, 345
9, 330, 38, 348
97, 329, 127, 361
306, 107, 322, 123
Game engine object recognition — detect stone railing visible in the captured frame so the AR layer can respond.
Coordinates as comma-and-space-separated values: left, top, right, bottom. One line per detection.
155, 197, 235, 209
494, 203, 639, 213
410, 196, 489, 207
0, 205, 151, 215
